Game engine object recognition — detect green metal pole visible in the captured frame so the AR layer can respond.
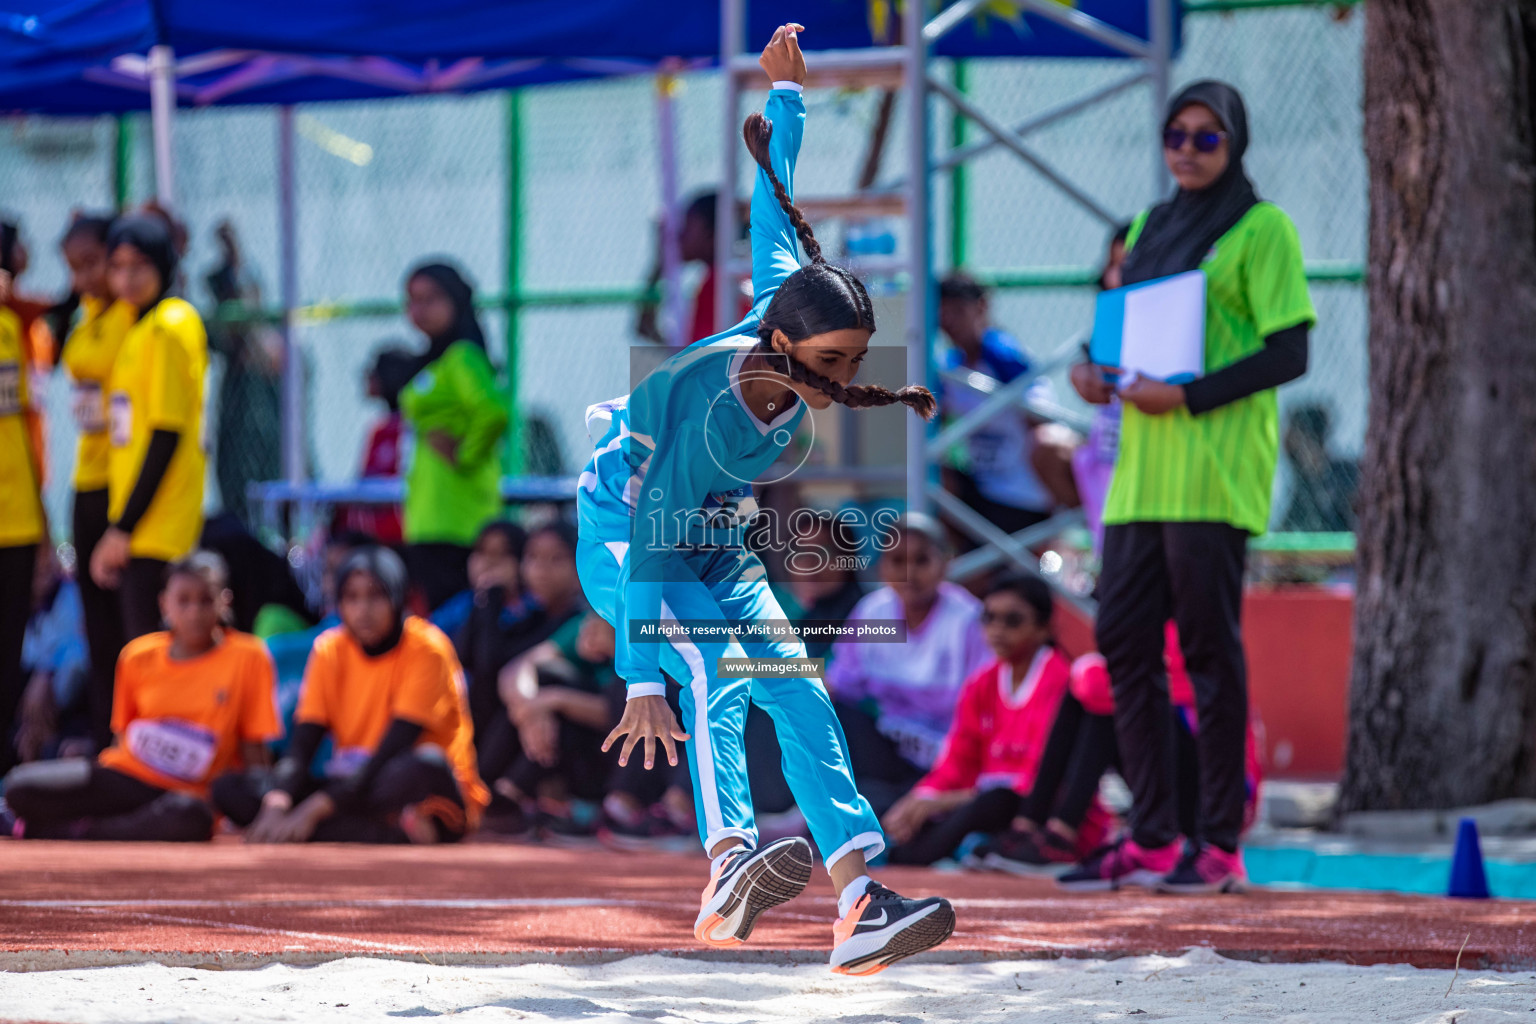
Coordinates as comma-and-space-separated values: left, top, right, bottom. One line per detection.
504, 89, 523, 477
114, 114, 131, 210
949, 60, 968, 271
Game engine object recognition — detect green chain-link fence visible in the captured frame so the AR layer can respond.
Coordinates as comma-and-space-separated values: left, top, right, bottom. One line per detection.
0, 0, 1363, 552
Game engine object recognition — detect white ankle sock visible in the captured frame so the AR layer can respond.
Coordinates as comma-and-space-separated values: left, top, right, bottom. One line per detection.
837, 875, 874, 918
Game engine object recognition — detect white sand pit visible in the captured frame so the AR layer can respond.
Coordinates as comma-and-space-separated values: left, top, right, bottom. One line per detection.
5, 949, 1533, 1023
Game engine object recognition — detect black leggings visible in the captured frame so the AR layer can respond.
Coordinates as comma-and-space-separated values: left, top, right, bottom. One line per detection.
1096, 522, 1249, 851
888, 787, 1022, 866
120, 556, 169, 641
504, 718, 611, 803
1016, 693, 1204, 845
74, 489, 126, 752
833, 702, 926, 818
0, 544, 34, 774
1016, 693, 1120, 831
2, 758, 214, 841
405, 543, 471, 613
212, 750, 468, 843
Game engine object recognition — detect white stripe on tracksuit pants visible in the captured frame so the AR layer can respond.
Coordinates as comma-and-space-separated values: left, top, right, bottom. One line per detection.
577, 537, 884, 868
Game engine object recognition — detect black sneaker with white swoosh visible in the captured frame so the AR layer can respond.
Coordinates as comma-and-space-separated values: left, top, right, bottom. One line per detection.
830, 881, 956, 976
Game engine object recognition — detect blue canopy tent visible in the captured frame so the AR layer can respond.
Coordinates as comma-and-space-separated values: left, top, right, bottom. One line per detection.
0, 0, 1180, 523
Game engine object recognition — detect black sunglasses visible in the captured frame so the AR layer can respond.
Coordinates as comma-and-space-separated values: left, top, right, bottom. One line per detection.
980, 609, 1030, 629
1163, 127, 1227, 154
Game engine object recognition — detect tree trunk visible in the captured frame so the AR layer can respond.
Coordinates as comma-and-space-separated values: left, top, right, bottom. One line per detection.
1341, 0, 1536, 812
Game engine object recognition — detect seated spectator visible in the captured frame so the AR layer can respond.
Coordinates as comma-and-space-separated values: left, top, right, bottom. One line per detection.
262, 529, 374, 755
458, 523, 585, 820
937, 272, 1077, 544
825, 513, 990, 815
332, 345, 417, 547
2, 553, 279, 840
981, 621, 1263, 878
883, 575, 1110, 865
457, 521, 583, 713
434, 520, 528, 648
489, 612, 624, 837
213, 547, 488, 843
15, 550, 91, 762
1278, 403, 1358, 533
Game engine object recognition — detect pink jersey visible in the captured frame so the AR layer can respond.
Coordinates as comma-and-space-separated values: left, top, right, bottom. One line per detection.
915, 647, 1114, 853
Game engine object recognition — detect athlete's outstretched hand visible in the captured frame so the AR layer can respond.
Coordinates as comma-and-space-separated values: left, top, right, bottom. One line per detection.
759, 22, 807, 86
604, 694, 690, 770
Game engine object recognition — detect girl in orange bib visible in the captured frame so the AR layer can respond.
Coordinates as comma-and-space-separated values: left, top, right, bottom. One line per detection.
2, 552, 279, 840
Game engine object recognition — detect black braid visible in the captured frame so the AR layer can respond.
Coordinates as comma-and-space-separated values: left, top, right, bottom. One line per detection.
751, 336, 936, 421
743, 113, 823, 265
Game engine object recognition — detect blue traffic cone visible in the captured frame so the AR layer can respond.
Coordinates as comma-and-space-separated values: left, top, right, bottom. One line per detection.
1448, 817, 1491, 899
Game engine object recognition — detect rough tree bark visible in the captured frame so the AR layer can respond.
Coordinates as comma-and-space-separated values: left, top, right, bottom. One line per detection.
1341, 0, 1536, 811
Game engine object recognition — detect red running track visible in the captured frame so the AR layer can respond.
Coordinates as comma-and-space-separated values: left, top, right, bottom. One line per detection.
2, 839, 1533, 971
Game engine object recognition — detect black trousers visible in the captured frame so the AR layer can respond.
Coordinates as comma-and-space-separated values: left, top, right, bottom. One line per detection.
504, 717, 612, 803
3, 759, 214, 841
74, 489, 126, 752
212, 751, 467, 843
888, 787, 1022, 866
405, 543, 471, 613
1096, 521, 1249, 852
121, 556, 169, 641
1016, 693, 1120, 832
0, 543, 37, 774
833, 702, 926, 818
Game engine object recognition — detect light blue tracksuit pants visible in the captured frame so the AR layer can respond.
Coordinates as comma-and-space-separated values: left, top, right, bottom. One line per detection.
577, 537, 885, 869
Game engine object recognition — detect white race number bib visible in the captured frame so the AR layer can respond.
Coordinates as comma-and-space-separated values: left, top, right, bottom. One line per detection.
125, 718, 218, 783
0, 362, 21, 417
72, 382, 106, 433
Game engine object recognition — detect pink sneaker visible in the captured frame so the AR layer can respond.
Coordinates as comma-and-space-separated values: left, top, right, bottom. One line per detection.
1057, 837, 1183, 891
1158, 844, 1249, 894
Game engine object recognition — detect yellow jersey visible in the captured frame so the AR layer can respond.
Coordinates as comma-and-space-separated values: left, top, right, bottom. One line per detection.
0, 305, 44, 547
106, 297, 208, 561
61, 296, 135, 492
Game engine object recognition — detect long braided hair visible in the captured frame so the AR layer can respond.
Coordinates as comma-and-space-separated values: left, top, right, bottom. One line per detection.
741, 113, 937, 420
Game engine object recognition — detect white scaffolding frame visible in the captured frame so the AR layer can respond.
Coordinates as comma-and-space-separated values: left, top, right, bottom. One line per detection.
717, 0, 1174, 573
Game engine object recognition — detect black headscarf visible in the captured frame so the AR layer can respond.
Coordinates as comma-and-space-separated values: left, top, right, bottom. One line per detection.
106, 214, 179, 311
408, 262, 486, 364
335, 545, 409, 656
1119, 80, 1259, 287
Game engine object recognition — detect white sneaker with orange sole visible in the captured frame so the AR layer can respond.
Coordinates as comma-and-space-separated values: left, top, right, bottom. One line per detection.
693, 837, 813, 948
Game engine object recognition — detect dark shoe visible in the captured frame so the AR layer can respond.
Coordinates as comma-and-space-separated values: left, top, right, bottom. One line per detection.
694, 837, 814, 947
1157, 844, 1249, 894
830, 881, 956, 976
980, 828, 1076, 875
1057, 836, 1182, 892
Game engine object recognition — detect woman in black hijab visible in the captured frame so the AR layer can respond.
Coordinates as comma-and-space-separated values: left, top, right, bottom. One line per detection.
91, 211, 209, 674
397, 262, 509, 611
1065, 81, 1316, 894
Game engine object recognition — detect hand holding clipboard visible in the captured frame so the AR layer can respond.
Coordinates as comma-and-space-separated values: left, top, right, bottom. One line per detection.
1075, 269, 1207, 414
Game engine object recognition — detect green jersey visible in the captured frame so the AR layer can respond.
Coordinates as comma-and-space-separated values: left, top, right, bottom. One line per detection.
399, 340, 508, 545
1104, 201, 1316, 535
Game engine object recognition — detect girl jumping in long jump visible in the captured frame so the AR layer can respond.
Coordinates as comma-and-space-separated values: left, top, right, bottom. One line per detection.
577, 24, 955, 975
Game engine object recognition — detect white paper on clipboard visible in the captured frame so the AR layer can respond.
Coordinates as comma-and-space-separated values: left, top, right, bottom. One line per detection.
1119, 270, 1206, 383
